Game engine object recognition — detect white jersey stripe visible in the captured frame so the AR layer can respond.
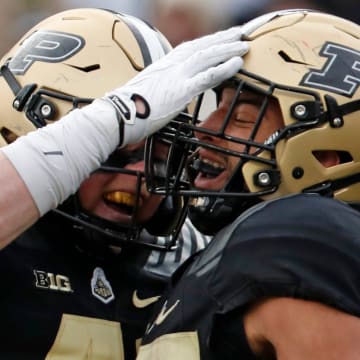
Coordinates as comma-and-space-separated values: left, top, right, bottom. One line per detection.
144, 218, 212, 278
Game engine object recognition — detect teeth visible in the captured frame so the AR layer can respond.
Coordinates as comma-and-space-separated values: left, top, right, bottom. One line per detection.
104, 191, 136, 207
202, 158, 224, 169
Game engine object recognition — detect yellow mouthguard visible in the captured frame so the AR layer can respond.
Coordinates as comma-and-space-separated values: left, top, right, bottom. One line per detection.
104, 191, 136, 207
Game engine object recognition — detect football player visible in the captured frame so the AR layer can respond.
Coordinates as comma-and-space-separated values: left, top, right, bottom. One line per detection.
141, 9, 360, 359
0, 8, 247, 358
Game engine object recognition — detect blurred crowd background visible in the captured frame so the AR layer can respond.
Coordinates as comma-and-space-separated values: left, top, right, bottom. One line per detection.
0, 0, 358, 56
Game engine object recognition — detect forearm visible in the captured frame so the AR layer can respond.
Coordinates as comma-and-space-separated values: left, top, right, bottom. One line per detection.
0, 152, 39, 248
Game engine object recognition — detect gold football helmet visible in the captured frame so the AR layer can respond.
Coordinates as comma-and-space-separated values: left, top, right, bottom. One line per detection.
146, 9, 360, 233
0, 8, 171, 145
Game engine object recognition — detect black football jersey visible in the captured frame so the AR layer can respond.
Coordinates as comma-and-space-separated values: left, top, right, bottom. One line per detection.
0, 212, 167, 360
138, 194, 360, 359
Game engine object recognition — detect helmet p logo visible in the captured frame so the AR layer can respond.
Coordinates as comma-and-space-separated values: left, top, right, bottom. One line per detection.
301, 42, 360, 97
8, 30, 84, 75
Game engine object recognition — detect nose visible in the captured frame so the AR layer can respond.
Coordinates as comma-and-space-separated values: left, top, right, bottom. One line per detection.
124, 161, 147, 192
125, 160, 145, 172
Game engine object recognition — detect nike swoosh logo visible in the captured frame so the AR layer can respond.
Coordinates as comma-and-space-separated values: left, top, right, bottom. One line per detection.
155, 300, 180, 325
145, 299, 181, 335
132, 290, 160, 308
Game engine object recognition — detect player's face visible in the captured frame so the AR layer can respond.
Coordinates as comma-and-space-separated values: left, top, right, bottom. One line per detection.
78, 141, 163, 224
194, 87, 284, 191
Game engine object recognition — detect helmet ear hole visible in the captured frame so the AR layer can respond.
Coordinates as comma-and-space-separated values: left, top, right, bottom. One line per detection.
0, 127, 18, 144
312, 150, 349, 168
338, 151, 353, 164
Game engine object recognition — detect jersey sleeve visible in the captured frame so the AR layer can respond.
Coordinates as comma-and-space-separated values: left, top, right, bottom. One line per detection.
190, 194, 360, 317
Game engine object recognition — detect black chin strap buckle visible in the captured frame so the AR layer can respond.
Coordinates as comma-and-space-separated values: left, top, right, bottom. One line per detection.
0, 63, 53, 128
324, 94, 360, 129
325, 95, 344, 128
0, 64, 36, 112
12, 83, 37, 112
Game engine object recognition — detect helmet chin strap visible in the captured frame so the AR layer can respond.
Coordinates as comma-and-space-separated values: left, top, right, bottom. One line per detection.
53, 205, 170, 251
53, 193, 182, 252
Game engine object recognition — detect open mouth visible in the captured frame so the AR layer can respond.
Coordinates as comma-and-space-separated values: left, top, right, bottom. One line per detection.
190, 155, 229, 191
103, 191, 140, 215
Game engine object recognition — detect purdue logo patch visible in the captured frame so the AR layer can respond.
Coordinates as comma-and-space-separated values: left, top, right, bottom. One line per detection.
34, 269, 73, 293
301, 42, 360, 97
9, 30, 84, 75
91, 267, 115, 304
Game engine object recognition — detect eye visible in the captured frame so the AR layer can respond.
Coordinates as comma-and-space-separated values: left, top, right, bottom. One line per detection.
232, 116, 255, 128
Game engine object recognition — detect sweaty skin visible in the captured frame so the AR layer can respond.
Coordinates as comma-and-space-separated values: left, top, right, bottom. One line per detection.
0, 152, 38, 248
244, 297, 360, 360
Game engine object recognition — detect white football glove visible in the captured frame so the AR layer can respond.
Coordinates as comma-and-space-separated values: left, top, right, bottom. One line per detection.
103, 26, 249, 147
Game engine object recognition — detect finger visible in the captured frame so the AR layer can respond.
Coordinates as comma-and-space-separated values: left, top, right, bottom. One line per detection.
188, 56, 244, 94
185, 41, 249, 76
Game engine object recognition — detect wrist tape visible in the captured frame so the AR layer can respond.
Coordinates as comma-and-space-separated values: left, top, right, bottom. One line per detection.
1, 99, 120, 216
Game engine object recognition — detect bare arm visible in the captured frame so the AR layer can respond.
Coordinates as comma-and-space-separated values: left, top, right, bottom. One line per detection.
0, 152, 39, 248
244, 297, 360, 360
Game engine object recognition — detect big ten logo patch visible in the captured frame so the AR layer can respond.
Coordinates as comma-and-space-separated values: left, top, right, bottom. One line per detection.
33, 269, 73, 293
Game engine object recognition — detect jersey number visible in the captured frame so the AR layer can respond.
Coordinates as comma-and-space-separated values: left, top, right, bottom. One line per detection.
46, 314, 124, 359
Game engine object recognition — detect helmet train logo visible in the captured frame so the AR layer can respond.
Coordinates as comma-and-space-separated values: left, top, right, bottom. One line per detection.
301, 42, 360, 97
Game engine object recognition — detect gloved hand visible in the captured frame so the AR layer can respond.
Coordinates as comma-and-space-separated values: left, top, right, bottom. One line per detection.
103, 26, 249, 147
